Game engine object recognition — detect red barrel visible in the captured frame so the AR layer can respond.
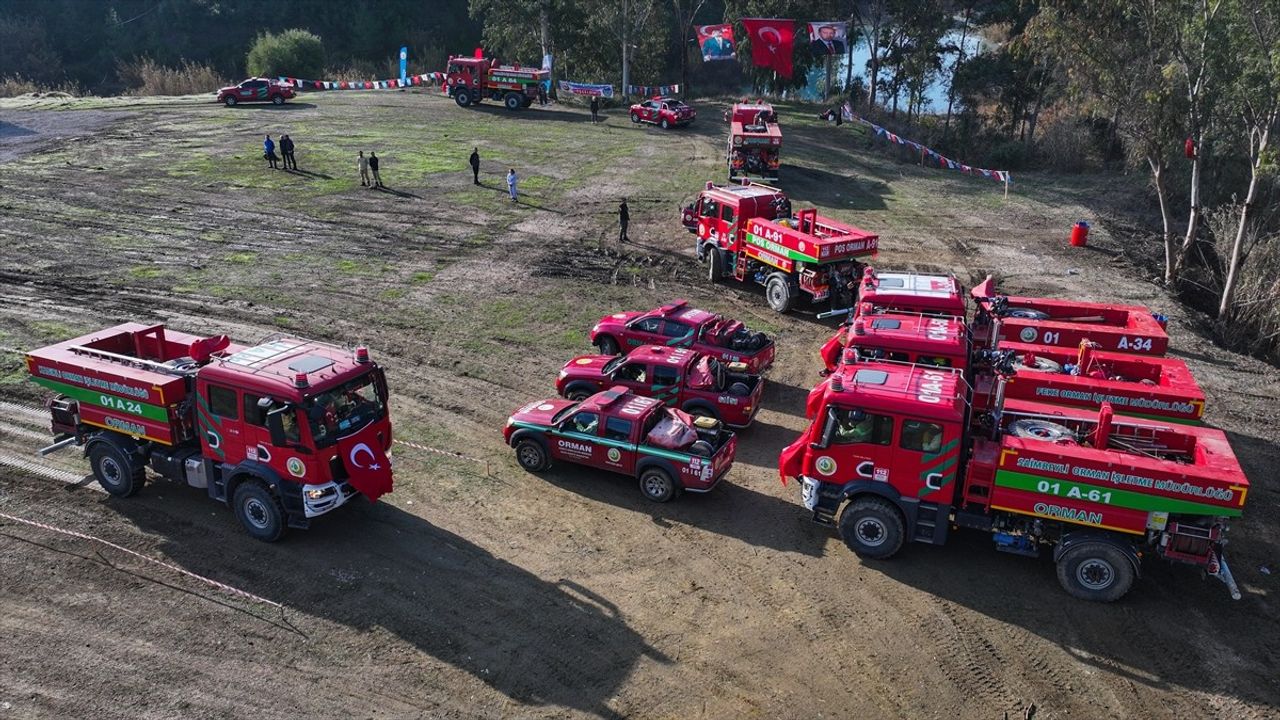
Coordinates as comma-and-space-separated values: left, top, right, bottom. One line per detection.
1070, 221, 1090, 247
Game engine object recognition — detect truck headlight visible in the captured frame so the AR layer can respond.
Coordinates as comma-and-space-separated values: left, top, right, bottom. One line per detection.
306, 487, 333, 500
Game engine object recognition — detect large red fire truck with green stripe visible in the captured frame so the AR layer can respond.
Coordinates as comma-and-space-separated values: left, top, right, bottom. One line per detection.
443, 55, 547, 110
25, 323, 394, 541
780, 359, 1248, 601
682, 182, 878, 313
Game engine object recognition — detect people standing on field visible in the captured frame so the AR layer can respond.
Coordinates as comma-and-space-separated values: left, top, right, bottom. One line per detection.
358, 150, 370, 187
469, 147, 481, 185
619, 198, 630, 242
506, 168, 518, 202
264, 135, 278, 169
369, 151, 383, 188
590, 96, 600, 123
280, 134, 297, 169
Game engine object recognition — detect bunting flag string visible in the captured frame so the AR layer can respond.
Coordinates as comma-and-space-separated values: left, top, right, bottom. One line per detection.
558, 80, 614, 98
841, 101, 1012, 187
277, 73, 443, 91
626, 84, 681, 97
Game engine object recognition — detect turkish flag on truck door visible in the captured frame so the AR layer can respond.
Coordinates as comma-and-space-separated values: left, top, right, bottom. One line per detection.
338, 423, 394, 501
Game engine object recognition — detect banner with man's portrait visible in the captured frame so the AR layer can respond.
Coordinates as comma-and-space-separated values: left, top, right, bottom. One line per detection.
696, 24, 736, 62
808, 21, 848, 57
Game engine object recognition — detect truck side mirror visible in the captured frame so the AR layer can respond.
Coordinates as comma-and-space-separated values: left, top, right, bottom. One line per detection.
812, 406, 837, 449
266, 405, 290, 447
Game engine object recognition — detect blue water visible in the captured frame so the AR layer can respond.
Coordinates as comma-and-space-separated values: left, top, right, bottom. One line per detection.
796, 30, 984, 110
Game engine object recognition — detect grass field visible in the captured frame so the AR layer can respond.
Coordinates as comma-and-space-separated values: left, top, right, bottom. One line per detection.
0, 89, 1277, 720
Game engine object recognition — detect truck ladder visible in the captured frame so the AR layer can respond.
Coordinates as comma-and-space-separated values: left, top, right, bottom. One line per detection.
66, 345, 193, 377
733, 251, 748, 281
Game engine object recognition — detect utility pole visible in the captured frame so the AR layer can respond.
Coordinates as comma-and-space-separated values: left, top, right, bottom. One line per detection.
621, 0, 631, 100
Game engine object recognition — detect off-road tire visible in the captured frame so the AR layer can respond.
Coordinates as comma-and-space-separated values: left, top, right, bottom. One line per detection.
728, 382, 751, 397
224, 95, 237, 107
838, 497, 905, 559
454, 89, 472, 107
515, 439, 548, 472
638, 467, 679, 503
271, 94, 285, 105
1056, 542, 1135, 602
765, 273, 796, 313
1010, 419, 1074, 441
689, 440, 714, 457
707, 247, 724, 283
565, 385, 595, 402
89, 443, 143, 497
661, 118, 670, 129
631, 112, 641, 124
595, 336, 621, 356
233, 481, 286, 542
504, 92, 522, 110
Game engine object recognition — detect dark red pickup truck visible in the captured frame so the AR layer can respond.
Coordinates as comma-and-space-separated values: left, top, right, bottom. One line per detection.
504, 386, 738, 502
589, 300, 775, 372
556, 345, 763, 428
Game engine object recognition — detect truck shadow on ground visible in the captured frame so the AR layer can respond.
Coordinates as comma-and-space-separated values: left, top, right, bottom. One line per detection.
535, 465, 827, 557
465, 103, 600, 124
114, 492, 667, 720
224, 102, 317, 111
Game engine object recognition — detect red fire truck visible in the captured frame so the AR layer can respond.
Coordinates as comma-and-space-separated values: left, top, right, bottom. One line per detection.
726, 102, 782, 182
780, 360, 1247, 601
442, 55, 548, 110
682, 182, 878, 313
25, 323, 394, 541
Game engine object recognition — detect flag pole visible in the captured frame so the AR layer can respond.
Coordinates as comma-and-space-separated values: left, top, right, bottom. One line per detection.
1004, 173, 1010, 200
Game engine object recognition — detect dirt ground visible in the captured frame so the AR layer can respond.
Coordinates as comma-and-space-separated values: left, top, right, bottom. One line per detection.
0, 91, 1277, 720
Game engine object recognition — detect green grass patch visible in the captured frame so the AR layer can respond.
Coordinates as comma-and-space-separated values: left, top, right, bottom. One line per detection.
226, 251, 257, 264
129, 265, 164, 279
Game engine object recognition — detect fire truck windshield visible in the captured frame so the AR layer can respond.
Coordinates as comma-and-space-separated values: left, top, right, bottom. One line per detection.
305, 373, 386, 446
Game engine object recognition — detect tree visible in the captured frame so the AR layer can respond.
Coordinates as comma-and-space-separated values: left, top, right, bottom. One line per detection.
1217, 0, 1280, 318
850, 0, 890, 110
1032, 0, 1186, 282
1169, 0, 1230, 279
246, 29, 326, 79
670, 0, 708, 94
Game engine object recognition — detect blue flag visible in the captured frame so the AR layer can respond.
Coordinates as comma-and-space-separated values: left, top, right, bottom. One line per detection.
399, 47, 408, 82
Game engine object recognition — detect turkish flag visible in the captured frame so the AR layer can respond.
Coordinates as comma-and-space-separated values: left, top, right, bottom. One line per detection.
338, 422, 394, 501
742, 18, 796, 78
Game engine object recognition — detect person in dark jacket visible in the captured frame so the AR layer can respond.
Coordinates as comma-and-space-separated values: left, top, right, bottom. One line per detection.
369, 151, 383, 188
469, 147, 480, 185
590, 95, 600, 123
619, 198, 630, 242
280, 134, 297, 170
263, 135, 278, 169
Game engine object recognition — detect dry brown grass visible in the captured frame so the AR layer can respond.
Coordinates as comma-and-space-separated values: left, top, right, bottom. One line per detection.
0, 75, 84, 98
117, 58, 226, 96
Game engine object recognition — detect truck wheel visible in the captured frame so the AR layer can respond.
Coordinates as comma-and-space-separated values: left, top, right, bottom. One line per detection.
1006, 307, 1051, 320
630, 112, 641, 124
223, 95, 237, 107
564, 385, 595, 402
765, 273, 796, 313
515, 439, 548, 472
454, 89, 472, 107
89, 443, 143, 497
707, 247, 724, 283
689, 440, 714, 457
504, 92, 522, 110
660, 118, 671, 129
639, 467, 679, 503
728, 382, 751, 397
271, 94, 285, 105
1056, 542, 1135, 602
233, 481, 286, 542
838, 497, 905, 559
594, 336, 620, 356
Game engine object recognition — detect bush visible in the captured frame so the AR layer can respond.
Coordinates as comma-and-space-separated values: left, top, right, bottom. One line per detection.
1036, 115, 1093, 173
246, 29, 325, 79
986, 140, 1029, 171
0, 75, 84, 98
117, 58, 227, 96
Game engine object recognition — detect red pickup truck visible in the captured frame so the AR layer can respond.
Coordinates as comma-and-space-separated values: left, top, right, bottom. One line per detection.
216, 77, 295, 106
504, 386, 738, 502
589, 300, 775, 372
556, 345, 764, 428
